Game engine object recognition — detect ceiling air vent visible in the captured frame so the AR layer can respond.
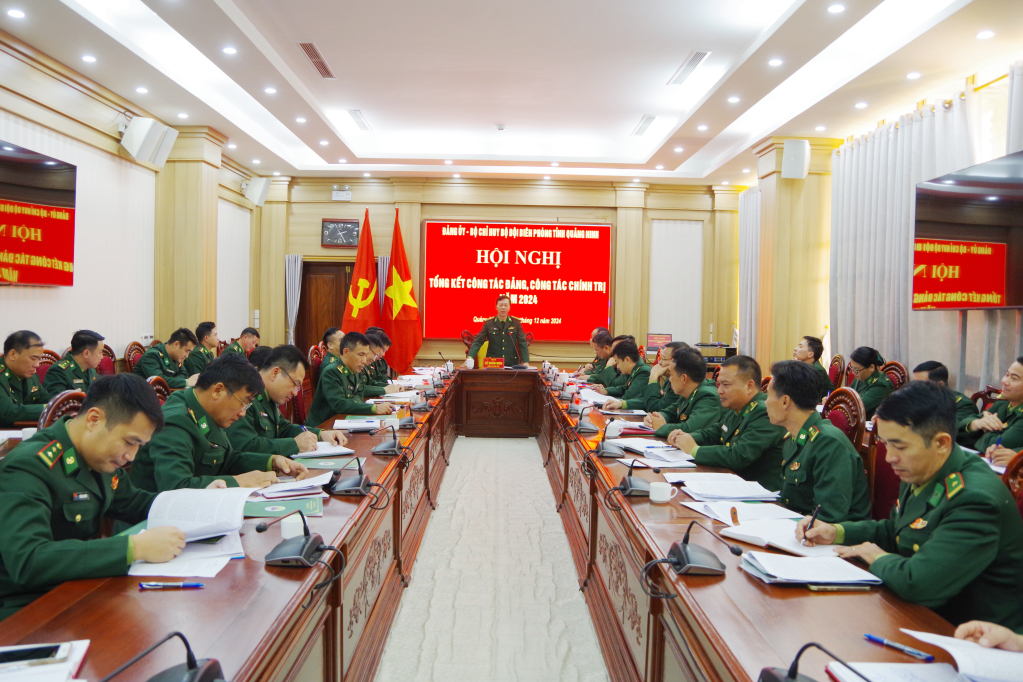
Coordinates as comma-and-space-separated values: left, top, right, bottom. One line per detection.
298, 42, 336, 79
347, 110, 371, 131
667, 50, 711, 86
632, 115, 657, 136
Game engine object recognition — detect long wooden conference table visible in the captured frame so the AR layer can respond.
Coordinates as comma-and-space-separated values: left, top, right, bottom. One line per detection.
0, 368, 955, 682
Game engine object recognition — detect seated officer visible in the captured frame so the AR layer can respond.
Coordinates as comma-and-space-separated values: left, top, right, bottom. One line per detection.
362, 331, 405, 397
645, 347, 721, 439
43, 329, 105, 400
848, 346, 894, 419
670, 355, 786, 491
221, 327, 260, 357
595, 340, 649, 406
0, 374, 194, 621
0, 330, 47, 427
130, 354, 307, 492
588, 334, 635, 390
604, 341, 686, 412
306, 331, 395, 426
133, 327, 198, 389
184, 321, 218, 375
798, 381, 1023, 630
792, 335, 831, 402
227, 345, 346, 456
463, 294, 530, 367
247, 345, 273, 370
765, 360, 870, 522
960, 356, 1023, 467
576, 327, 612, 378
912, 361, 980, 434
321, 327, 343, 370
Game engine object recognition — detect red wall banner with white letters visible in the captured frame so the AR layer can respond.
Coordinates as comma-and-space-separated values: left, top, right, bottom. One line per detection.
0, 199, 75, 286
912, 238, 1006, 310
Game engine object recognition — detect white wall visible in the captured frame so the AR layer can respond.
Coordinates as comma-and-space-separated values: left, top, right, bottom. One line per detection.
0, 110, 155, 356
216, 198, 251, 339
648, 220, 703, 346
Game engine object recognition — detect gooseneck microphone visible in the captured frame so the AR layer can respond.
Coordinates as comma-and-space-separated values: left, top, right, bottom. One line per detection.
758, 642, 874, 682
329, 457, 371, 496
664, 519, 742, 576
96, 631, 225, 682
256, 509, 324, 568
590, 416, 626, 458
575, 404, 599, 434
256, 508, 310, 536
371, 424, 401, 456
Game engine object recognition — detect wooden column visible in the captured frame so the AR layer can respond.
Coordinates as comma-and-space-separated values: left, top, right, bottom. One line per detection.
613, 183, 647, 338
701, 187, 741, 344
752, 137, 841, 370
256, 177, 291, 347
153, 126, 227, 339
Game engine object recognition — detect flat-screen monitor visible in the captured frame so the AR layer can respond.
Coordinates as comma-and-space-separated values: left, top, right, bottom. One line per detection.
0, 140, 77, 287
913, 150, 1023, 310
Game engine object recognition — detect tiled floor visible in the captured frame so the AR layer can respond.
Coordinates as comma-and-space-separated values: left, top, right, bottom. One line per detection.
374, 436, 609, 682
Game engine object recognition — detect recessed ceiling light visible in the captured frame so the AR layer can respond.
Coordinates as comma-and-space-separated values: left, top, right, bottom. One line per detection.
444, 160, 453, 164
976, 30, 994, 40
7, 10, 25, 18
252, 159, 260, 164
906, 72, 921, 80
674, 147, 683, 152
135, 87, 148, 94
177, 113, 188, 119
338, 158, 347, 163
742, 168, 750, 173
319, 140, 328, 146
82, 55, 96, 63
697, 125, 708, 131
943, 180, 955, 184
722, 180, 729, 185
222, 47, 237, 55
272, 171, 280, 176
768, 58, 783, 67
828, 4, 845, 13
655, 165, 663, 170
727, 96, 740, 103
543, 176, 550, 180
815, 125, 826, 131
987, 196, 998, 201
264, 87, 276, 94
295, 117, 306, 123
453, 174, 460, 178
44, 161, 56, 165
2, 147, 12, 151
551, 162, 559, 166
633, 178, 640, 182
227, 143, 236, 149
363, 172, 371, 177
855, 102, 868, 109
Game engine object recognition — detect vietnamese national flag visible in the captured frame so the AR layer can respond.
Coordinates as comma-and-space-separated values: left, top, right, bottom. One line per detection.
381, 209, 423, 373
341, 209, 381, 333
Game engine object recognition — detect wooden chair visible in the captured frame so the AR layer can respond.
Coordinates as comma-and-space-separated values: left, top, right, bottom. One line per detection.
712, 365, 721, 382
149, 339, 161, 347
828, 354, 845, 390
308, 345, 324, 391
525, 332, 534, 346
1002, 451, 1023, 520
822, 387, 866, 450
866, 430, 901, 520
98, 344, 116, 375
460, 330, 475, 357
293, 374, 314, 425
124, 341, 145, 373
147, 376, 170, 405
970, 385, 1002, 412
881, 361, 908, 389
40, 349, 61, 366
217, 340, 228, 355
761, 376, 771, 393
38, 390, 86, 429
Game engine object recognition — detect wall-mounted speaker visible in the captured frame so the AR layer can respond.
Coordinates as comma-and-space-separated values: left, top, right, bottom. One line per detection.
244, 177, 271, 207
119, 117, 178, 168
780, 139, 811, 179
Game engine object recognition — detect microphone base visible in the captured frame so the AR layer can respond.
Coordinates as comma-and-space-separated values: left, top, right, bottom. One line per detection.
620, 475, 651, 496
551, 382, 564, 391
372, 440, 401, 456
576, 420, 599, 435
265, 533, 325, 568
398, 415, 416, 428
593, 442, 627, 458
145, 659, 224, 682
331, 474, 371, 496
561, 392, 575, 402
423, 389, 438, 398
667, 541, 726, 575
509, 364, 528, 370
758, 668, 818, 682
410, 401, 432, 412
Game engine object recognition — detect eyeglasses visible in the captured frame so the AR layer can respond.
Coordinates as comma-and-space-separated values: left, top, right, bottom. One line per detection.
849, 364, 866, 374
280, 367, 301, 392
228, 391, 254, 411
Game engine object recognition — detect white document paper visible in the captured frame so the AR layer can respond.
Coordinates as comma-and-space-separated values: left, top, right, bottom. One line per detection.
129, 556, 231, 578
683, 501, 801, 526
178, 531, 244, 559
663, 472, 745, 485
682, 480, 779, 501
147, 487, 253, 541
827, 662, 958, 682
720, 519, 839, 558
743, 551, 881, 584
258, 490, 329, 500
903, 629, 1023, 682
292, 442, 356, 458
606, 438, 677, 454
0, 430, 22, 441
616, 457, 696, 469
600, 409, 648, 416
578, 388, 611, 405
258, 471, 333, 497
333, 419, 380, 431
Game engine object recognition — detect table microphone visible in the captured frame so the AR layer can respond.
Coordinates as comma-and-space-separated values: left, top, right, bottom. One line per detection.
96, 631, 224, 682
256, 509, 324, 567
591, 416, 626, 458
437, 352, 451, 378
575, 404, 599, 434
329, 458, 371, 496
665, 519, 742, 575
618, 458, 659, 496
371, 424, 401, 456
758, 642, 873, 682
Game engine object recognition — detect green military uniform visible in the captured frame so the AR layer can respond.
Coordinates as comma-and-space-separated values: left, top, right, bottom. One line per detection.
654, 379, 722, 439
367, 357, 391, 386
42, 355, 97, 400
183, 345, 216, 376
467, 316, 529, 365
0, 361, 46, 427
778, 411, 870, 522
850, 370, 895, 419
306, 360, 375, 427
226, 390, 321, 457
951, 390, 981, 436
837, 446, 1023, 630
220, 341, 245, 357
0, 418, 155, 620
961, 399, 1023, 451
133, 343, 189, 389
690, 392, 786, 491
630, 374, 678, 413
130, 389, 272, 491
583, 356, 607, 379
812, 360, 832, 402
607, 361, 650, 405
360, 367, 387, 397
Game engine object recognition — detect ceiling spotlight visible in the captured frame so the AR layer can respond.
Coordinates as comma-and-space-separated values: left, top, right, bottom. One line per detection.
907, 72, 921, 80
987, 196, 998, 201
815, 125, 826, 131
264, 87, 276, 94
977, 30, 994, 40
272, 171, 280, 176
177, 113, 188, 119
295, 117, 306, 123
828, 4, 845, 13
855, 102, 868, 109
727, 96, 740, 103
44, 161, 57, 165
252, 159, 260, 164
543, 176, 550, 180
319, 140, 328, 146
674, 147, 683, 152
82, 55, 96, 63
444, 160, 453, 164
742, 168, 750, 173
453, 174, 460, 178
2, 147, 12, 151
227, 143, 237, 149
655, 165, 664, 170
135, 87, 148, 94
943, 180, 955, 184
551, 162, 559, 166
363, 172, 371, 177
338, 158, 347, 163
633, 178, 640, 182
722, 180, 729, 185
697, 125, 708, 131
223, 47, 237, 55
7, 9, 25, 18
768, 58, 783, 66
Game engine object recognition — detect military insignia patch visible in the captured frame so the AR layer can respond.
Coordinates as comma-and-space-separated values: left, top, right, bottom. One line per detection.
797, 431, 807, 444
111, 475, 119, 490
72, 492, 90, 501
808, 426, 819, 442
744, 401, 758, 415
945, 472, 965, 499
680, 415, 688, 421
790, 462, 801, 471
30, 385, 38, 392
73, 379, 83, 384
910, 518, 927, 529
37, 440, 63, 468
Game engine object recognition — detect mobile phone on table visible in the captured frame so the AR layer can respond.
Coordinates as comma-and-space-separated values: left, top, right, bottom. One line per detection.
0, 642, 71, 669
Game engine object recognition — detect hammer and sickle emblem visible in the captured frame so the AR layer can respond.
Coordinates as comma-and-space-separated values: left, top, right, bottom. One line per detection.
348, 278, 377, 317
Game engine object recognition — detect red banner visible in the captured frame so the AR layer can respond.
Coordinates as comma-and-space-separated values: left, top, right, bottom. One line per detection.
421, 221, 611, 341
912, 238, 1006, 309
0, 199, 75, 286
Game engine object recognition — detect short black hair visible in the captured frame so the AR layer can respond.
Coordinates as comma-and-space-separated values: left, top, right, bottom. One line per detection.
263, 344, 309, 374
168, 327, 199, 347
240, 327, 260, 339
592, 329, 613, 347
721, 354, 762, 386
496, 294, 511, 304
80, 374, 164, 432
850, 346, 884, 370
70, 329, 105, 355
770, 360, 820, 411
912, 360, 949, 384
196, 353, 264, 394
247, 346, 273, 369
672, 347, 707, 383
341, 331, 370, 353
611, 334, 635, 346
3, 330, 42, 355
803, 336, 824, 362
367, 330, 392, 348
322, 327, 342, 346
662, 341, 688, 358
365, 326, 384, 335
195, 322, 216, 343
591, 327, 610, 339
875, 380, 956, 444
612, 340, 640, 363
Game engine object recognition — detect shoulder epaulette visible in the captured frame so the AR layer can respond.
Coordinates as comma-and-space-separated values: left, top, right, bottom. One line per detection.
36, 439, 63, 469
744, 400, 759, 416
945, 472, 965, 499
808, 425, 820, 442
56, 359, 71, 369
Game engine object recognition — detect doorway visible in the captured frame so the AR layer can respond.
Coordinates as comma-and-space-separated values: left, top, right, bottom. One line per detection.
295, 261, 354, 354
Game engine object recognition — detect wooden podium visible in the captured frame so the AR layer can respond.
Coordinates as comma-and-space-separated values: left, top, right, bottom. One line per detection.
454, 368, 540, 438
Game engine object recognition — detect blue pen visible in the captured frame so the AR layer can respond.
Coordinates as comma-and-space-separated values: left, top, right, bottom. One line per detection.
863, 634, 934, 661
139, 582, 204, 590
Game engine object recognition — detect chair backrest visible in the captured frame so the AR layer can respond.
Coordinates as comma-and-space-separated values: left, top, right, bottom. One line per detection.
637, 344, 645, 358
881, 361, 908, 389
867, 431, 902, 520
217, 340, 228, 355
294, 374, 313, 425
102, 344, 115, 361
1002, 451, 1023, 519
124, 341, 145, 373
309, 349, 324, 392
146, 376, 171, 404
149, 339, 162, 347
712, 365, 721, 382
38, 390, 86, 429
822, 387, 866, 449
63, 347, 72, 357
828, 354, 845, 390
97, 356, 116, 376
40, 349, 61, 367
460, 330, 474, 356
36, 363, 51, 382
761, 375, 772, 393
970, 385, 1002, 412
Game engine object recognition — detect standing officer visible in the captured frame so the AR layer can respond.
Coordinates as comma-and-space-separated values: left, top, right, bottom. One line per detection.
798, 381, 1023, 631
0, 330, 47, 428
765, 360, 870, 522
133, 328, 199, 389
221, 328, 260, 357
306, 332, 395, 426
43, 330, 105, 400
184, 321, 219, 375
793, 335, 832, 402
463, 295, 530, 367
912, 361, 980, 433
646, 348, 721, 439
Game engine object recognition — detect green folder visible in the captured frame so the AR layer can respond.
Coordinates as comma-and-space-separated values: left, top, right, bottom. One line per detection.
244, 496, 323, 518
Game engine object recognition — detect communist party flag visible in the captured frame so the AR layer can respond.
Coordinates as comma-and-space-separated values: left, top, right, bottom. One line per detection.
341, 209, 381, 333
381, 209, 422, 373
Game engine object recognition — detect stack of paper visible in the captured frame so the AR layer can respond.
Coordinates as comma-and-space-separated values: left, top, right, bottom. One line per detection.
901, 630, 1023, 682
292, 442, 355, 458
256, 471, 333, 500
0, 429, 21, 447
827, 662, 959, 682
682, 480, 779, 502
0, 640, 89, 682
578, 388, 611, 405
600, 408, 647, 416
719, 519, 838, 557
662, 472, 744, 485
741, 551, 881, 585
333, 418, 380, 431
147, 487, 253, 541
682, 500, 801, 526
244, 496, 324, 518
616, 457, 696, 469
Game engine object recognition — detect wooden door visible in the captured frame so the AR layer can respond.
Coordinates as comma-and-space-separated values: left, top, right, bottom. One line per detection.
296, 262, 353, 355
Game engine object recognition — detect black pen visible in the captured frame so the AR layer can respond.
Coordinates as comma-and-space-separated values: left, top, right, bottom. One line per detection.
802, 504, 822, 546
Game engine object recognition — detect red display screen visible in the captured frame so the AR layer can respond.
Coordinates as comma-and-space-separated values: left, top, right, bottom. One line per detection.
422, 221, 612, 341
0, 199, 75, 286
912, 238, 1006, 309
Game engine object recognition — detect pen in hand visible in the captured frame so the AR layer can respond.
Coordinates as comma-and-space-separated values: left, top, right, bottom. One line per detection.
802, 504, 822, 546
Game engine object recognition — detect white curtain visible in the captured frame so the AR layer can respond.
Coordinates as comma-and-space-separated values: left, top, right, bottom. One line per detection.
830, 94, 975, 365
737, 186, 761, 357
649, 220, 703, 345
1008, 61, 1023, 154
216, 199, 251, 338
376, 255, 390, 308
285, 255, 303, 346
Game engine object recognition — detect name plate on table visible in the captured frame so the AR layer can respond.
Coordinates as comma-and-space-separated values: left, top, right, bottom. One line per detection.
481, 357, 505, 369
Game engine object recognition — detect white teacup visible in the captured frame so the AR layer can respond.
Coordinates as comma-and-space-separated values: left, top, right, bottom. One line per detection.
649, 481, 679, 504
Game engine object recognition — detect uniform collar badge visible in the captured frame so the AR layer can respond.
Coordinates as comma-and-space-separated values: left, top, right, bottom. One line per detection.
111, 474, 119, 490
797, 431, 807, 444
790, 461, 800, 471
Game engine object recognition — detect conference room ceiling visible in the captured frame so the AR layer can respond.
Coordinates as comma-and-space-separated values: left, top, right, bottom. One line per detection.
2, 0, 1022, 185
